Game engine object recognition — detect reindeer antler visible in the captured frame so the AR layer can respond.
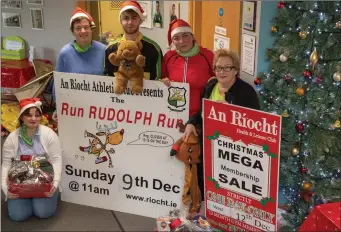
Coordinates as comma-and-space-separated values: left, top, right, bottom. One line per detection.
96, 122, 108, 132
96, 122, 118, 133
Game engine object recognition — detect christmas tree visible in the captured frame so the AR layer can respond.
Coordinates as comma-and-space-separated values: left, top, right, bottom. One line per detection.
255, 1, 341, 231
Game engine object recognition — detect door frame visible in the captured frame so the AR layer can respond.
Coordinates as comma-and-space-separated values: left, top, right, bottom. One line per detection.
188, 1, 202, 46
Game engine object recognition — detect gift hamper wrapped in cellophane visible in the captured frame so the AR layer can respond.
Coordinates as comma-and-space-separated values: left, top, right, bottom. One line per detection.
8, 154, 54, 198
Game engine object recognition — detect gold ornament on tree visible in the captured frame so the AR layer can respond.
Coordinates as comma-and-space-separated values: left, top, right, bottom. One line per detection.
271, 25, 278, 33
299, 31, 307, 39
291, 146, 300, 156
302, 181, 312, 191
333, 64, 341, 82
280, 54, 288, 62
309, 47, 318, 70
336, 21, 341, 29
334, 119, 341, 128
296, 87, 305, 96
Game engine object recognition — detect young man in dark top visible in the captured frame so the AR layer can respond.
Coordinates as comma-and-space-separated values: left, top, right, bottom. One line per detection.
104, 1, 163, 80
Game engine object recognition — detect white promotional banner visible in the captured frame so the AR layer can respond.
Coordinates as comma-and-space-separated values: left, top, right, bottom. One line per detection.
54, 72, 189, 218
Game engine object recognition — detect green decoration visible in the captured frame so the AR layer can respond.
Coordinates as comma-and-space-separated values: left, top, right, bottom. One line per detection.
262, 144, 277, 158
208, 177, 220, 189
207, 131, 220, 140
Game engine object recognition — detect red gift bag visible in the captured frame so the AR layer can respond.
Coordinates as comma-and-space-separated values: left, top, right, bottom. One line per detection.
299, 202, 341, 232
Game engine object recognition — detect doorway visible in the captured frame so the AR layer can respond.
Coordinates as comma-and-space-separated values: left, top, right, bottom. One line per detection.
189, 1, 242, 54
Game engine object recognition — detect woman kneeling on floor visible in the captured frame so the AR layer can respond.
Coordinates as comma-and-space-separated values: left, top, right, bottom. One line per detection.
2, 98, 62, 221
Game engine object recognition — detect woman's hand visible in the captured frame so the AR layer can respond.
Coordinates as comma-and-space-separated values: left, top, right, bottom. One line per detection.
183, 124, 198, 141
7, 192, 19, 199
216, 100, 227, 104
52, 111, 58, 123
161, 78, 171, 87
45, 186, 56, 198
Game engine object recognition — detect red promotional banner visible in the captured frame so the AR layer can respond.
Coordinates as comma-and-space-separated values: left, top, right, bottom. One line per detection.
203, 99, 281, 232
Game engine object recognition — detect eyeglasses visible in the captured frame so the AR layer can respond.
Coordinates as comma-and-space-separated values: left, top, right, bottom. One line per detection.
74, 26, 91, 32
215, 66, 235, 72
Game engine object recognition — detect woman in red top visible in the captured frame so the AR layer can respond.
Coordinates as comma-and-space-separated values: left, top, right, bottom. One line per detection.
161, 19, 215, 117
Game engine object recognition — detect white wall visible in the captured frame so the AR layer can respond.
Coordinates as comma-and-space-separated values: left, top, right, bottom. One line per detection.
1, 0, 76, 64
239, 1, 262, 87
140, 1, 189, 54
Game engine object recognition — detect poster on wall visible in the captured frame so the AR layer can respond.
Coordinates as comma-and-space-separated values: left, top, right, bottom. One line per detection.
169, 2, 180, 22
138, 1, 152, 29
30, 8, 44, 30
26, 0, 44, 5
203, 99, 281, 232
243, 1, 257, 32
152, 0, 163, 28
2, 12, 21, 28
1, 1, 22, 9
213, 34, 230, 52
55, 72, 190, 218
241, 33, 256, 76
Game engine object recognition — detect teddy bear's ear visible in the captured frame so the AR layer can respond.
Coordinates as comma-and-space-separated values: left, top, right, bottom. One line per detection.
136, 41, 143, 51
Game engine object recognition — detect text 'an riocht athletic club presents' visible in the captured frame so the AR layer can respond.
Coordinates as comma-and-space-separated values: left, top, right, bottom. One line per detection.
54, 71, 190, 218
203, 99, 281, 232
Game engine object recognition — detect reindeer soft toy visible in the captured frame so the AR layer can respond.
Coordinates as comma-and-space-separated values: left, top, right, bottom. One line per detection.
170, 123, 202, 214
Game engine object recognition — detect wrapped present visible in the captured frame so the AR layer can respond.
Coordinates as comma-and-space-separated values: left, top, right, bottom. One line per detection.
1, 102, 49, 132
1, 59, 52, 96
155, 208, 213, 232
298, 202, 341, 232
169, 216, 213, 232
8, 154, 54, 198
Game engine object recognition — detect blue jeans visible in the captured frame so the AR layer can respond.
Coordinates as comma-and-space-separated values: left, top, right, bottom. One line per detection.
7, 190, 59, 221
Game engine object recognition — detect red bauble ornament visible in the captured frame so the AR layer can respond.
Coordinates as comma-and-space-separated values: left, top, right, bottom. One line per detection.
277, 1, 285, 9
300, 167, 308, 174
315, 76, 322, 84
284, 74, 291, 83
296, 122, 304, 132
304, 69, 312, 78
254, 77, 262, 86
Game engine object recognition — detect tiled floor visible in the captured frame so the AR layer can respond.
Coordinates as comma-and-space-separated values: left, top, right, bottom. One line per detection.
1, 192, 156, 231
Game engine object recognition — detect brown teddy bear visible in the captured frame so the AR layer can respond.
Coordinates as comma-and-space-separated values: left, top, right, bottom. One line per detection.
108, 40, 145, 95
170, 123, 202, 214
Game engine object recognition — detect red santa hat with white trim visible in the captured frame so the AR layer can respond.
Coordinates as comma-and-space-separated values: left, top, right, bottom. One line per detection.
168, 19, 193, 46
19, 98, 42, 117
120, 1, 147, 20
70, 7, 95, 28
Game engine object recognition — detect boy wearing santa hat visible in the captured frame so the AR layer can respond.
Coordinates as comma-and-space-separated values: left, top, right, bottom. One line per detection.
104, 1, 163, 81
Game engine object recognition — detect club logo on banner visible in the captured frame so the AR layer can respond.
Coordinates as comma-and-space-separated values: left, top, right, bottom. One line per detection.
203, 99, 281, 232
167, 86, 187, 112
54, 72, 189, 218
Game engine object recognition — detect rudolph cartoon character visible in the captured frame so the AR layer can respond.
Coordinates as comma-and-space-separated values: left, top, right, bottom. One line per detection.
79, 122, 124, 168
170, 122, 202, 214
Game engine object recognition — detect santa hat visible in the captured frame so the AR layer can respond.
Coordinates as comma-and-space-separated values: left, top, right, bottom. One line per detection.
70, 7, 95, 28
19, 98, 42, 117
120, 1, 147, 20
168, 19, 193, 46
